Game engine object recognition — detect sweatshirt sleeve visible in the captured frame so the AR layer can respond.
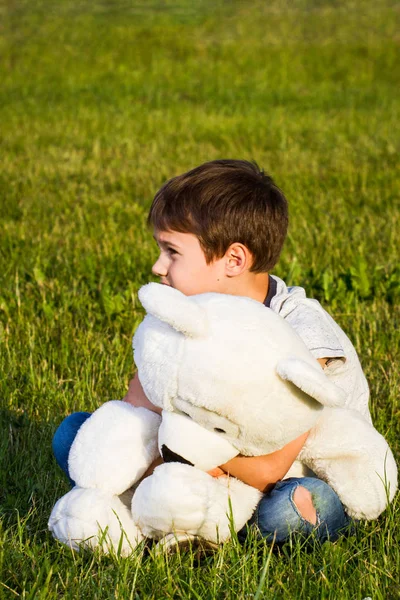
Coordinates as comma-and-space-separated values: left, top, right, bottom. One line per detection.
269, 282, 345, 360
282, 300, 345, 360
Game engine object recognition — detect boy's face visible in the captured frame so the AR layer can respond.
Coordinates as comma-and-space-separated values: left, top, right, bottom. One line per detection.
152, 230, 227, 296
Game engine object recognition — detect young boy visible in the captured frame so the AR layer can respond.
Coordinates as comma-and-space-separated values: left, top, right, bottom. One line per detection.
54, 160, 369, 543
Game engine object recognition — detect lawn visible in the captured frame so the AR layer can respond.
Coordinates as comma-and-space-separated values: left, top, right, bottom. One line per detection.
0, 0, 399, 597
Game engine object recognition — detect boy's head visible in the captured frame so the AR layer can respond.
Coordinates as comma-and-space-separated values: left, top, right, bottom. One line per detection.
148, 160, 288, 298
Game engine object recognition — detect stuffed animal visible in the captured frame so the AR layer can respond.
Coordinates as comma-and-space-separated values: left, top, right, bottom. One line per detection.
48, 284, 397, 555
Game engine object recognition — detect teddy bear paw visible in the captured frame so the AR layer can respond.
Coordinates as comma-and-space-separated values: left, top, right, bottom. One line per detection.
131, 463, 261, 543
48, 486, 143, 556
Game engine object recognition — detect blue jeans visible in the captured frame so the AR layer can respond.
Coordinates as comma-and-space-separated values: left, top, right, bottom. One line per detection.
53, 413, 353, 544
52, 411, 92, 486
238, 477, 353, 544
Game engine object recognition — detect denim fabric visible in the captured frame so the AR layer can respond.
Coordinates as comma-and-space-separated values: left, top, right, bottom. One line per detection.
52, 411, 92, 484
238, 477, 353, 544
53, 413, 352, 544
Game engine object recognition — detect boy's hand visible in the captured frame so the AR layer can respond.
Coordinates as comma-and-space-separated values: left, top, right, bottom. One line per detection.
207, 466, 227, 478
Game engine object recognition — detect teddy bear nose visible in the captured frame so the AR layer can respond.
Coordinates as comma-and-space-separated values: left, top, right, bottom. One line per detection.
161, 444, 194, 466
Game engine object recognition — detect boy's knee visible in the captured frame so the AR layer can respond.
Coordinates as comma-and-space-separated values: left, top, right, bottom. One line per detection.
53, 412, 91, 449
52, 411, 91, 479
293, 485, 317, 525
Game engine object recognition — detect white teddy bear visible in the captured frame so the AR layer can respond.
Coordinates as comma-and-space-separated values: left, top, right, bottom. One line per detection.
48, 283, 397, 555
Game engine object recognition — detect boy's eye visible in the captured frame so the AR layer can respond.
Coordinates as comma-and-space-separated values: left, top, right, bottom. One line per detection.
167, 247, 178, 255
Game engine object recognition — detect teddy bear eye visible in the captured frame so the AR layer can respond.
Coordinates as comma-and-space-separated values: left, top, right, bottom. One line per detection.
214, 427, 226, 434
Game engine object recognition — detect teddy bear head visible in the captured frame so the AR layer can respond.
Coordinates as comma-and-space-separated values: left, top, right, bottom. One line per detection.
133, 284, 346, 470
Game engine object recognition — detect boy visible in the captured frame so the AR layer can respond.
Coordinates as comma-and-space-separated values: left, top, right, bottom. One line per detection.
54, 160, 369, 543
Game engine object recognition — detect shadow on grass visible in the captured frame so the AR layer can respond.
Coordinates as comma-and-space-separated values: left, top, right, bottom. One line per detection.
0, 408, 69, 530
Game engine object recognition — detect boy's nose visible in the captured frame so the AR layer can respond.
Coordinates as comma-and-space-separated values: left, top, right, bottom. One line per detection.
152, 255, 167, 277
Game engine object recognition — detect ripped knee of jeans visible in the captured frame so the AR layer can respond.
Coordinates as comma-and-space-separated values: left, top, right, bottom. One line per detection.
293, 485, 317, 525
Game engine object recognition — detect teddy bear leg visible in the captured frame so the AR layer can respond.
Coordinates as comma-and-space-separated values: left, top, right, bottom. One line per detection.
131, 463, 262, 544
301, 408, 398, 520
48, 487, 144, 556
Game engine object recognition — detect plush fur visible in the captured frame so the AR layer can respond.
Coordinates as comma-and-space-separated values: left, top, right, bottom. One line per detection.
48, 283, 397, 553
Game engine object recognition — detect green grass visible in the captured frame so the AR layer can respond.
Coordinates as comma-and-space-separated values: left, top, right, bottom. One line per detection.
0, 0, 399, 597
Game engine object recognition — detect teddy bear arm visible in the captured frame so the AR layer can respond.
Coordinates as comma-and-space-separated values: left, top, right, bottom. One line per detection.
300, 409, 398, 520
69, 401, 161, 495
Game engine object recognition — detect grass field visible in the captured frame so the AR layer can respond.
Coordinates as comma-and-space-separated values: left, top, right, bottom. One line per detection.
1, 0, 399, 597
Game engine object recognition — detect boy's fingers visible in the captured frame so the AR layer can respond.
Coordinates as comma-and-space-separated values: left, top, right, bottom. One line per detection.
207, 467, 227, 478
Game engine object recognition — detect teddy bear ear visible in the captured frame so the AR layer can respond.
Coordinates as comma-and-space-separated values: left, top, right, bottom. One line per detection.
138, 283, 209, 338
276, 357, 347, 408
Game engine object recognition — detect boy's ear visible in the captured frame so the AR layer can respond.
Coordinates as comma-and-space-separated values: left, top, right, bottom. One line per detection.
224, 243, 253, 276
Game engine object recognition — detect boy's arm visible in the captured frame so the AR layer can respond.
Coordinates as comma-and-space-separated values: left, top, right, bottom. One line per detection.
123, 373, 162, 415
215, 430, 309, 492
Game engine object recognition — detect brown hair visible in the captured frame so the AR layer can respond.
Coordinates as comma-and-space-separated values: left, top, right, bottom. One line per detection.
148, 159, 288, 273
